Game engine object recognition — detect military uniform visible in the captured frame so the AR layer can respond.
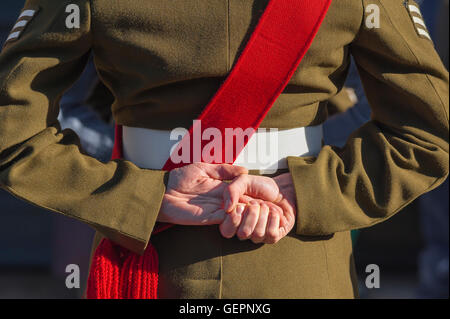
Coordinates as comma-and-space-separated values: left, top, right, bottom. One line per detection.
0, 0, 448, 298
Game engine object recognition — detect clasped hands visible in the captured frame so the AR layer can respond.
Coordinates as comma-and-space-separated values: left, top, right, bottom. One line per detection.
158, 163, 297, 244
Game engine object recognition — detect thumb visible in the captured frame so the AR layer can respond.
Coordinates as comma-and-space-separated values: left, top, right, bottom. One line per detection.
224, 175, 281, 213
201, 163, 248, 180
204, 209, 228, 225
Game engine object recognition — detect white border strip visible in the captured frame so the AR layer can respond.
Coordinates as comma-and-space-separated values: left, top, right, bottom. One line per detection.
12, 20, 28, 30
408, 4, 422, 16
18, 9, 36, 19
417, 28, 431, 40
412, 16, 426, 28
6, 31, 21, 42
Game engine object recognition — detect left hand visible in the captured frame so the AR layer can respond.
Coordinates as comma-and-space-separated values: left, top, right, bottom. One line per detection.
219, 173, 297, 244
158, 162, 248, 225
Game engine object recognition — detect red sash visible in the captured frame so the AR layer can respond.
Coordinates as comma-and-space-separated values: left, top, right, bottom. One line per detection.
87, 0, 332, 299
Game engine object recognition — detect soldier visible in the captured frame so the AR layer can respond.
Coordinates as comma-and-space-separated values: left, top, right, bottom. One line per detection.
0, 0, 448, 298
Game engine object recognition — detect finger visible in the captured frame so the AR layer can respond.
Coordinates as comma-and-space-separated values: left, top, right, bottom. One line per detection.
237, 202, 260, 240
265, 201, 283, 215
202, 208, 228, 225
223, 174, 248, 212
245, 176, 281, 203
277, 198, 295, 227
251, 203, 270, 244
224, 175, 281, 213
201, 163, 248, 180
237, 195, 253, 205
265, 211, 281, 244
277, 197, 295, 217
219, 204, 245, 238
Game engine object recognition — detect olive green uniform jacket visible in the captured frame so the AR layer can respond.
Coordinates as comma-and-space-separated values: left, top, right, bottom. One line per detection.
0, 0, 448, 298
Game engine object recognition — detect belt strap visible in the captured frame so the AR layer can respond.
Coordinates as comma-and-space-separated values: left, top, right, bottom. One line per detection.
122, 126, 323, 172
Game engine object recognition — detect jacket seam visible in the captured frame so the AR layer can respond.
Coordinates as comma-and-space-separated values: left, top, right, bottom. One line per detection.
378, 0, 449, 123
322, 241, 332, 297
352, 0, 367, 45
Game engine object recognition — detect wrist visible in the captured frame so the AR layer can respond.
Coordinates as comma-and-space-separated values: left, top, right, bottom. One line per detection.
274, 172, 294, 190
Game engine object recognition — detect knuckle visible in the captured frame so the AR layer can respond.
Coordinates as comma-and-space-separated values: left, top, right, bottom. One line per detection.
222, 232, 234, 239
273, 206, 283, 216
219, 223, 234, 238
253, 229, 265, 238
270, 209, 281, 219
231, 219, 241, 228
220, 228, 234, 239
267, 230, 278, 241
251, 237, 263, 244
242, 229, 252, 238
238, 228, 252, 239
230, 213, 242, 226
247, 208, 258, 217
237, 233, 245, 240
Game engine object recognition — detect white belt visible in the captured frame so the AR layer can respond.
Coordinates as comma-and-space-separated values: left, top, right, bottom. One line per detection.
122, 125, 323, 173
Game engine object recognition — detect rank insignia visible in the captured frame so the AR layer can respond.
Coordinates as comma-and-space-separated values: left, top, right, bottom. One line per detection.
4, 7, 40, 45
405, 1, 432, 41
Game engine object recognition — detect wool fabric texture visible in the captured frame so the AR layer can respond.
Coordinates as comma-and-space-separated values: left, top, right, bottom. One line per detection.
86, 0, 332, 299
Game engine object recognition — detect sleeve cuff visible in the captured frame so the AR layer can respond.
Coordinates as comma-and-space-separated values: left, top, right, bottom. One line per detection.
287, 155, 340, 236
96, 168, 169, 255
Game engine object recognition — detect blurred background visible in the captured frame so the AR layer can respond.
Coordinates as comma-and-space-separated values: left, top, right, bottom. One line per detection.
0, 0, 448, 299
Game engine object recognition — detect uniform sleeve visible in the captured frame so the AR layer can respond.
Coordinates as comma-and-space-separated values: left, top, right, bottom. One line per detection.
287, 0, 449, 236
0, 0, 168, 254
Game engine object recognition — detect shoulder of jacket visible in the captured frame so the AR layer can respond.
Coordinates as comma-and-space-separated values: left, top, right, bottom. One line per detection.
2, 0, 91, 51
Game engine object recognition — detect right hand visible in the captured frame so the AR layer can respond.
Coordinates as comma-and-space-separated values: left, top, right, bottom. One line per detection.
219, 174, 296, 244
157, 162, 249, 225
